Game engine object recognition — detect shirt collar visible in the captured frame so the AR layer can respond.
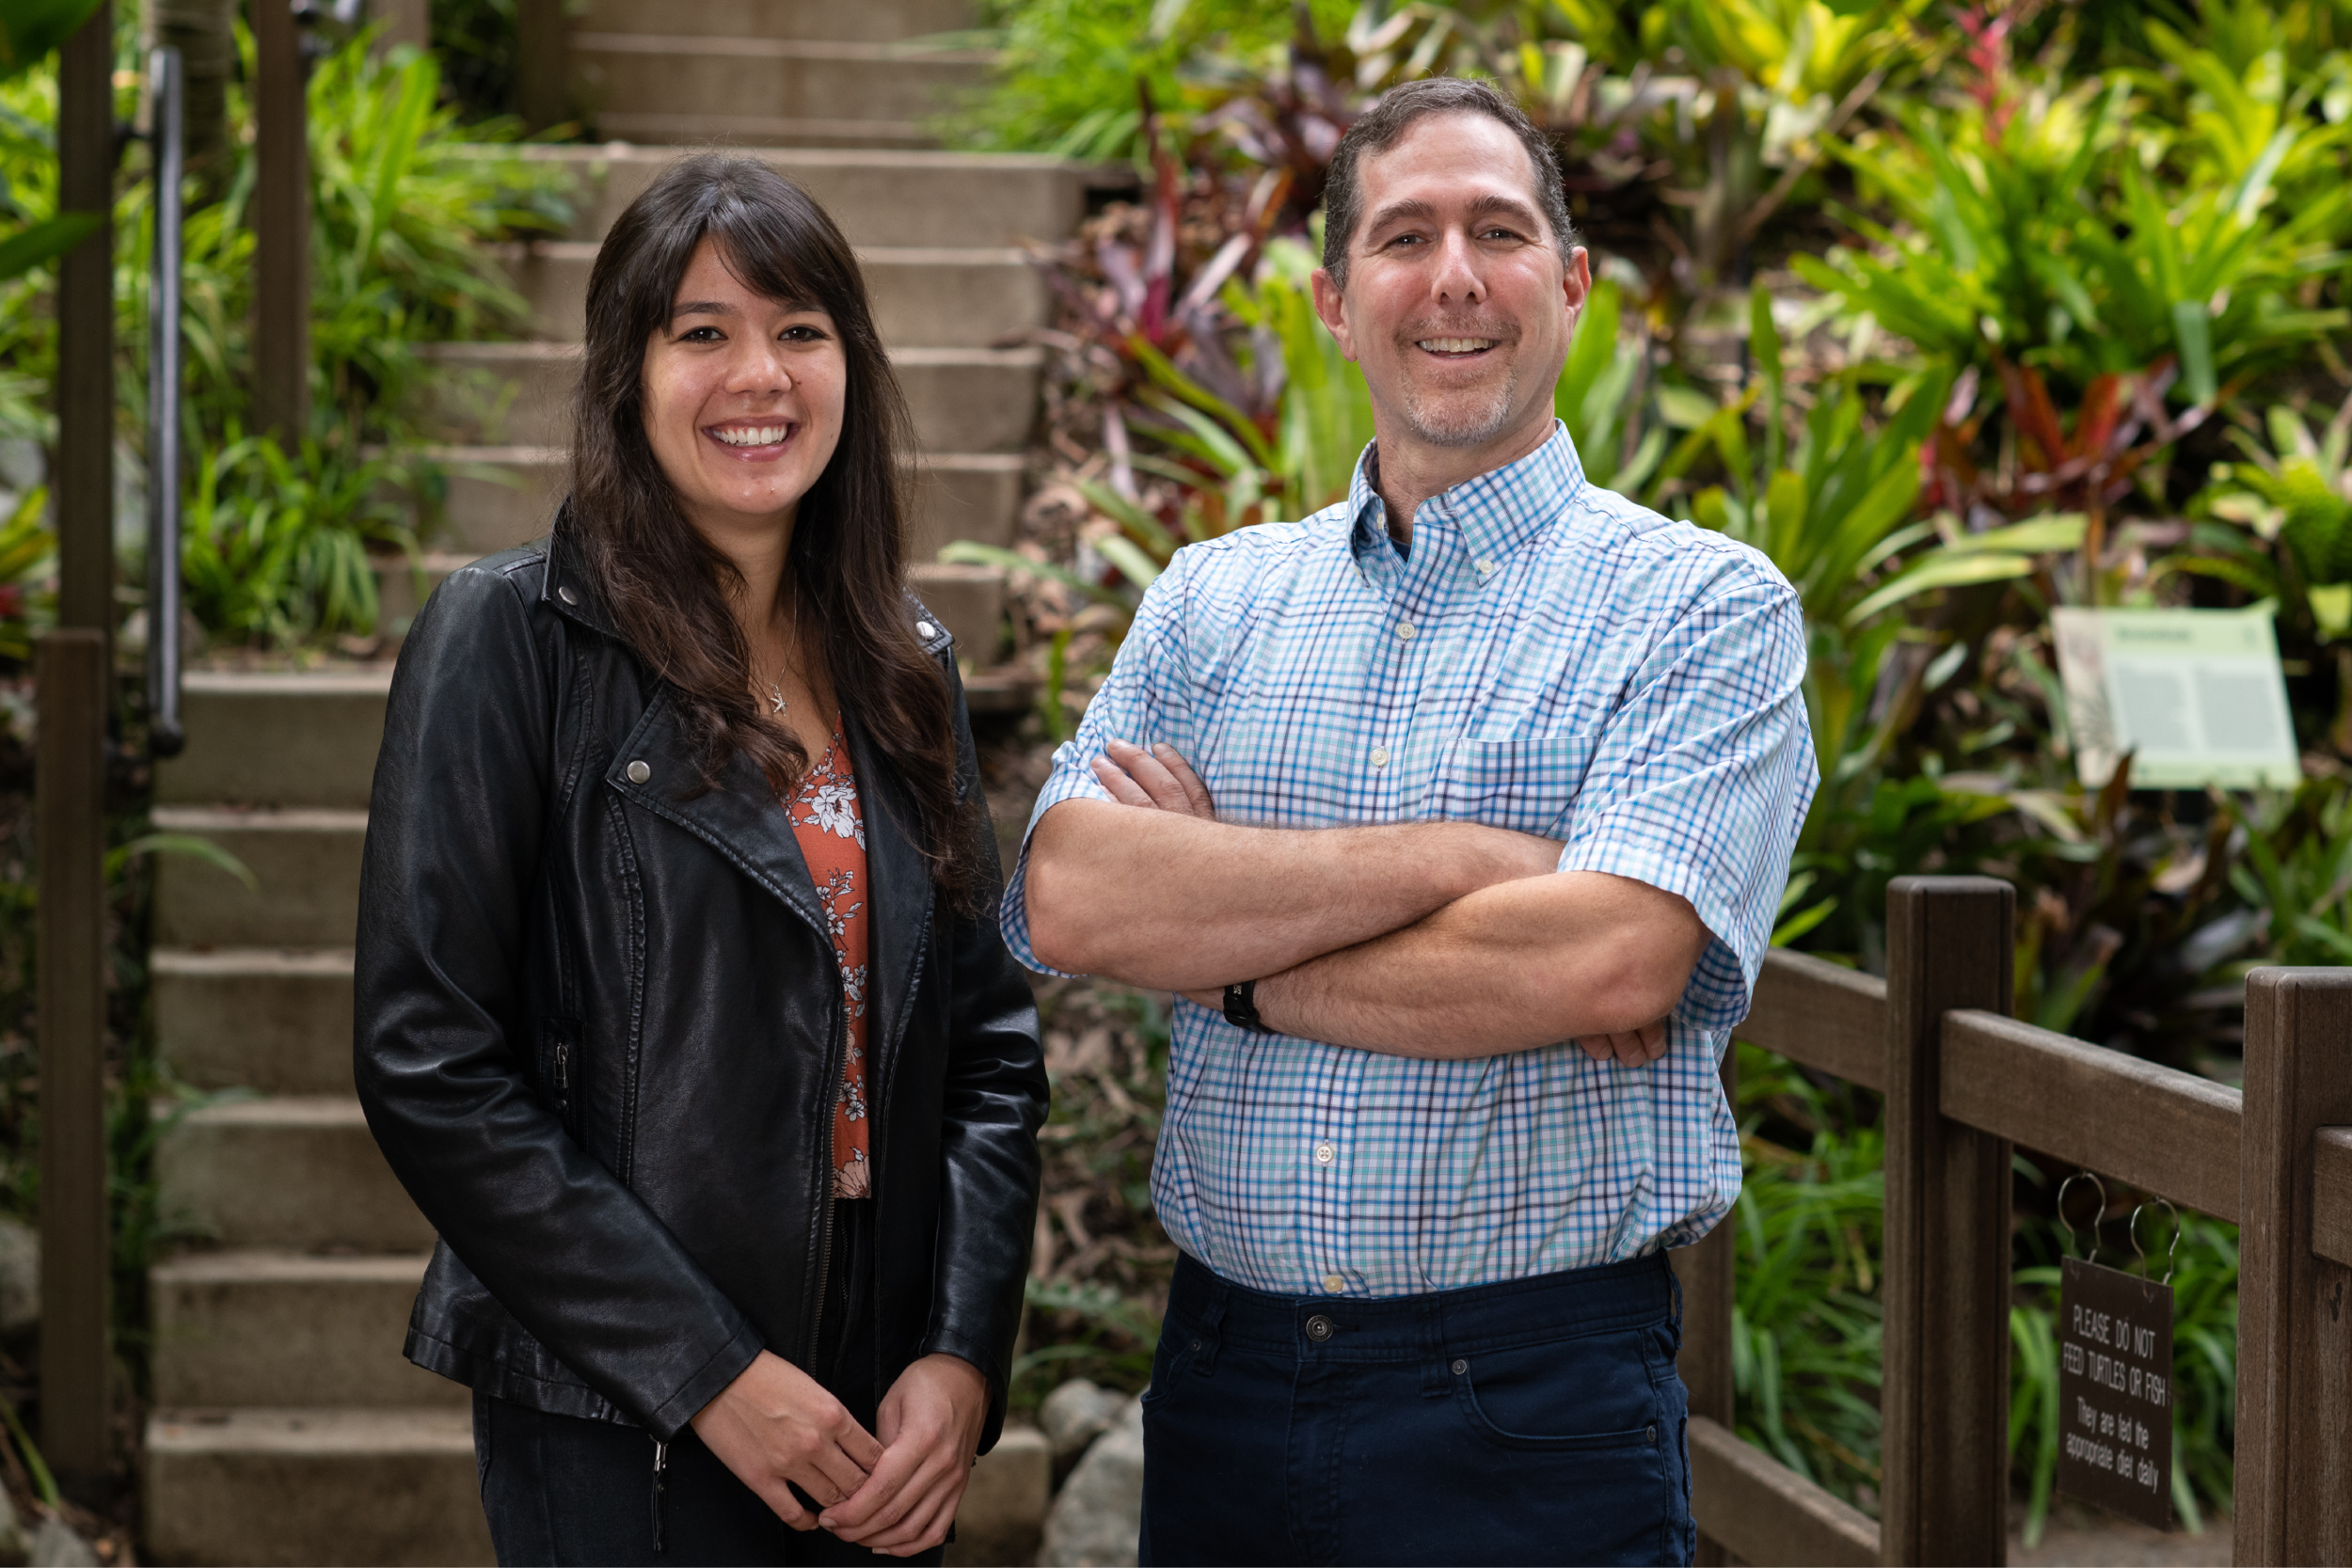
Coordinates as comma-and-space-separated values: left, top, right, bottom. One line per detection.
1346, 420, 1587, 567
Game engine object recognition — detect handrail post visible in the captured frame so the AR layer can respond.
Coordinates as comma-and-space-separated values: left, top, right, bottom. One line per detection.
1881, 877, 2013, 1566
1676, 1048, 1739, 1566
36, 631, 110, 1488
253, 0, 309, 442
2237, 969, 2352, 1564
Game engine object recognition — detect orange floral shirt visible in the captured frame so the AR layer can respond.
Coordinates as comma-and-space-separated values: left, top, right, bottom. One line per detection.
788, 725, 871, 1199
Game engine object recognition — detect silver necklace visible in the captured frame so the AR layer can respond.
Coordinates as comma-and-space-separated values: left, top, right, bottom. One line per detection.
764, 593, 800, 718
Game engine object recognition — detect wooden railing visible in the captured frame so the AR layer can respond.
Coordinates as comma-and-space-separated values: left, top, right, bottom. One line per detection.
1675, 875, 2352, 1566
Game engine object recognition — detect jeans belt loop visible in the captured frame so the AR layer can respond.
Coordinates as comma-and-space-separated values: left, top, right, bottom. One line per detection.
1417, 1297, 1451, 1400
1666, 1255, 1685, 1328
1193, 1282, 1228, 1375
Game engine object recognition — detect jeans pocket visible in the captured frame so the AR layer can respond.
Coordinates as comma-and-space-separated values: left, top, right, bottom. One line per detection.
1138, 1323, 1203, 1408
1451, 1329, 1669, 1453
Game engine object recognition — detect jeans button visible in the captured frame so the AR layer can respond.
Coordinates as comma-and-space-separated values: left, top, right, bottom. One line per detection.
1647, 1424, 1659, 1445
1304, 1314, 1335, 1342
1451, 1358, 1468, 1376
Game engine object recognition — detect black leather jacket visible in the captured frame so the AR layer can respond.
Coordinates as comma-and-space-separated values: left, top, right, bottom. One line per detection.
354, 529, 1047, 1448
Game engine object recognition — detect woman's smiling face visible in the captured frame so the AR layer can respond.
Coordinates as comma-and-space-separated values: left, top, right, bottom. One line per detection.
641, 236, 847, 545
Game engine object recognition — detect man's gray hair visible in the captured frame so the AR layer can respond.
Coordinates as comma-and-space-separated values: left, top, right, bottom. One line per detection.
1320, 76, 1575, 290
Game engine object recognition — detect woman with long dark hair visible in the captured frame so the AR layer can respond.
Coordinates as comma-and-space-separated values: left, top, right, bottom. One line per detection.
355, 155, 1047, 1565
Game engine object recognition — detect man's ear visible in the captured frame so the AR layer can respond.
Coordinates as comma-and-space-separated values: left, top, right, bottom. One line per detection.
1563, 245, 1592, 323
1310, 267, 1359, 363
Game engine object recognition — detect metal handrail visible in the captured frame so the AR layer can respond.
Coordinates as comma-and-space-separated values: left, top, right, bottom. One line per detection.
146, 45, 183, 758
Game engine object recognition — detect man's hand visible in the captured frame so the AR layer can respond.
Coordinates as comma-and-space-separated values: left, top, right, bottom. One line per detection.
818, 1354, 989, 1557
1100, 743, 1674, 1067
1090, 738, 1216, 819
691, 1350, 882, 1530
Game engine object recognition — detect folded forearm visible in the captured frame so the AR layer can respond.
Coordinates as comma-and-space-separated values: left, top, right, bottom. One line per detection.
1248, 872, 1709, 1058
1022, 800, 1556, 990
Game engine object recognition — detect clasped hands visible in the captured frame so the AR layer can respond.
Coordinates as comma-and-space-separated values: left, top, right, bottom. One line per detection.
1089, 737, 1671, 1069
691, 1348, 986, 1556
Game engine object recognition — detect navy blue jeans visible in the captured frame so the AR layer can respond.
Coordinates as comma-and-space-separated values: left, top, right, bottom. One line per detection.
1137, 1251, 1693, 1567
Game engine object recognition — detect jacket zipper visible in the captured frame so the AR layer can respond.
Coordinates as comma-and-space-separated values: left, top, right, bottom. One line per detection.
801, 990, 847, 1366
649, 1438, 668, 1554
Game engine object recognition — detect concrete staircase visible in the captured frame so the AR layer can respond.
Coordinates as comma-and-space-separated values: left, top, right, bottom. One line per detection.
142, 4, 1080, 1561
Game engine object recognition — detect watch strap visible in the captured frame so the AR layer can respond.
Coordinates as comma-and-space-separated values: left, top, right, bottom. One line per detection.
1222, 979, 1270, 1034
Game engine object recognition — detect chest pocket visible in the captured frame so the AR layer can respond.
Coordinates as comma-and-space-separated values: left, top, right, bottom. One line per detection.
1427, 733, 1595, 837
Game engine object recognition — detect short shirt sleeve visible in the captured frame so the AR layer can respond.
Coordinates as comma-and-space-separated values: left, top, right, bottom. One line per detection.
1556, 564, 1817, 1032
998, 552, 1198, 976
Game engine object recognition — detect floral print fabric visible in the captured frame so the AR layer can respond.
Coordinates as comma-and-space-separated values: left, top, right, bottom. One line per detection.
789, 725, 871, 1198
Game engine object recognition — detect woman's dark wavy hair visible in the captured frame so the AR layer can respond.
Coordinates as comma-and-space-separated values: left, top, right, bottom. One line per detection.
570, 154, 982, 907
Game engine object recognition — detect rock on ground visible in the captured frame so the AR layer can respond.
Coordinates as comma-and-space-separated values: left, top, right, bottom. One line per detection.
0, 1486, 24, 1568
1037, 1396, 1144, 1568
25, 1518, 95, 1568
1039, 1379, 1124, 1465
943, 1424, 1050, 1567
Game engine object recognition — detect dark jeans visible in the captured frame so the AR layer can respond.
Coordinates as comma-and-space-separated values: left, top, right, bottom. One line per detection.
1137, 1250, 1693, 1567
475, 1201, 938, 1567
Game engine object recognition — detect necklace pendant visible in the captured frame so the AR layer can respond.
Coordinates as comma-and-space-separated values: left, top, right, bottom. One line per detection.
769, 686, 788, 716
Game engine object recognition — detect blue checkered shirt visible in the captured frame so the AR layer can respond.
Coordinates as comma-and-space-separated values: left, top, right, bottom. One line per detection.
1001, 424, 1818, 1296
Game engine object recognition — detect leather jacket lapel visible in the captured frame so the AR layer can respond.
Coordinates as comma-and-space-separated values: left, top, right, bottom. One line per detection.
845, 712, 932, 1091
604, 688, 831, 941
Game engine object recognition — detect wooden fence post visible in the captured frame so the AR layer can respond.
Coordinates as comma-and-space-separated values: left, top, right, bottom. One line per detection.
1676, 1048, 1739, 1567
252, 0, 309, 442
36, 632, 109, 1488
2237, 969, 2352, 1564
1881, 877, 2013, 1566
55, 1, 110, 639
516, 0, 566, 134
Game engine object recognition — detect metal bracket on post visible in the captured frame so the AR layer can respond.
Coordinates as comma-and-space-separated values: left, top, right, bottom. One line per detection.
2236, 969, 2352, 1565
1881, 876, 2014, 1566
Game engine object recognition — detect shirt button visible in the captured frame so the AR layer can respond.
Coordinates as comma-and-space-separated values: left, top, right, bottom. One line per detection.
1369, 746, 1389, 769
1322, 1274, 1347, 1294
1313, 1142, 1335, 1165
1475, 558, 1495, 575
1305, 1313, 1336, 1340
1395, 620, 1416, 641
625, 760, 651, 784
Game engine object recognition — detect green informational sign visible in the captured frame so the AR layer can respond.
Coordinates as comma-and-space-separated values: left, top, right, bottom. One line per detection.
2051, 609, 2302, 790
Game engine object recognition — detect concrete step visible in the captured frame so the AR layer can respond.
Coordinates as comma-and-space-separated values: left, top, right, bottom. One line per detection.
421, 446, 1021, 562
157, 669, 390, 809
500, 241, 1047, 348
156, 948, 356, 1095
146, 1406, 491, 1566
475, 146, 1095, 250
569, 36, 989, 147
152, 1250, 457, 1410
156, 1095, 432, 1254
414, 342, 1042, 453
571, 0, 977, 44
146, 1408, 1036, 1568
152, 806, 365, 950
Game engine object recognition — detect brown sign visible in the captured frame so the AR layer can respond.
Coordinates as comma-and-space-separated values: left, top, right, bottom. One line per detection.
2055, 1257, 2175, 1529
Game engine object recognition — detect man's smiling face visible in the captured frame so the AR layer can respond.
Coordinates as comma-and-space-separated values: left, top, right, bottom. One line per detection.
1313, 110, 1588, 465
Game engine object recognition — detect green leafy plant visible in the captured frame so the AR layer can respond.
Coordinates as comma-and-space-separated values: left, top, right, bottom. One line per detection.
179, 436, 417, 646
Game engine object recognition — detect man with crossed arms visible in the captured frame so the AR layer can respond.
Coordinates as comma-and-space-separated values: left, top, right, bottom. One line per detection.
1000, 77, 1816, 1567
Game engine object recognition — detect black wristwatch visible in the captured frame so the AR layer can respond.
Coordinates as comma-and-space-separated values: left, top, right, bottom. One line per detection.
1223, 979, 1271, 1034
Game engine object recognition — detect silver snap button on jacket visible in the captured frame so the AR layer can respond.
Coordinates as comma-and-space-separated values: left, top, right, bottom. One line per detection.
558, 586, 578, 605
625, 760, 651, 784
915, 620, 937, 639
